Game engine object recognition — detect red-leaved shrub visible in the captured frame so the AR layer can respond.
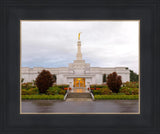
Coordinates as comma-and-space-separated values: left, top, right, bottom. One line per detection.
35, 70, 54, 93
107, 72, 122, 93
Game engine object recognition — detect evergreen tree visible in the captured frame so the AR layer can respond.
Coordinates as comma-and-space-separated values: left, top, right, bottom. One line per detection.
130, 70, 139, 82
53, 74, 57, 83
103, 74, 106, 83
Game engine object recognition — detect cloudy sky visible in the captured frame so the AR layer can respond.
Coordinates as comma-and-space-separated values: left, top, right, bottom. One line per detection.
21, 20, 139, 73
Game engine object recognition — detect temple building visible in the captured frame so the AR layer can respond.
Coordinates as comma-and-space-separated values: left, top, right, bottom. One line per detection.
21, 33, 130, 89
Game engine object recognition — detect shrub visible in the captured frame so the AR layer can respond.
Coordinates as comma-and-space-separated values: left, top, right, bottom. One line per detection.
107, 72, 122, 93
100, 88, 112, 95
123, 81, 139, 88
55, 85, 69, 89
130, 70, 139, 82
90, 85, 108, 88
21, 78, 24, 83
22, 82, 35, 90
21, 88, 39, 95
59, 90, 66, 95
131, 88, 139, 95
21, 89, 28, 95
35, 70, 54, 93
46, 86, 61, 95
90, 88, 101, 90
52, 74, 57, 83
103, 74, 107, 83
92, 90, 101, 95
119, 87, 132, 95
27, 88, 39, 95
119, 87, 139, 95
92, 88, 112, 95
63, 87, 72, 90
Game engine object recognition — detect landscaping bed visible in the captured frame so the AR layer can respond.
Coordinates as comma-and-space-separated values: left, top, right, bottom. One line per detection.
21, 82, 68, 100
21, 80, 139, 100
91, 81, 139, 100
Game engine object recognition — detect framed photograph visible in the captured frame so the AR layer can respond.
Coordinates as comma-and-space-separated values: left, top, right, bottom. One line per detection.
20, 20, 140, 114
0, 0, 159, 133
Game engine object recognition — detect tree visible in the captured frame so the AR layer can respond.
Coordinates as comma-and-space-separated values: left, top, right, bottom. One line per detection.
35, 70, 54, 93
103, 74, 106, 83
107, 72, 122, 93
130, 70, 139, 82
53, 74, 57, 83
21, 78, 24, 83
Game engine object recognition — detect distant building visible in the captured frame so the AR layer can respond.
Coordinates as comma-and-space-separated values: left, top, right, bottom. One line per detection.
21, 34, 130, 89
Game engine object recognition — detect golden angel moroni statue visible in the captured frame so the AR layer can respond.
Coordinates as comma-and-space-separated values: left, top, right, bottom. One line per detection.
78, 32, 82, 40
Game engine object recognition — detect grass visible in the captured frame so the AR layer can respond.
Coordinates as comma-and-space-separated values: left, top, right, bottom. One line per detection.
21, 94, 138, 100
95, 95, 139, 100
22, 95, 64, 100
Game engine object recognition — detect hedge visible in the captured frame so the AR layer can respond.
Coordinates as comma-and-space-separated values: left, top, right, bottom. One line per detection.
55, 85, 69, 88
122, 81, 139, 88
92, 88, 112, 95
21, 88, 39, 95
22, 82, 36, 90
119, 87, 139, 95
95, 95, 139, 100
90, 85, 108, 88
22, 95, 64, 100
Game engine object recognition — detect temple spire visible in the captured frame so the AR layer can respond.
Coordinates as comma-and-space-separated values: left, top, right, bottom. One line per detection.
78, 32, 81, 40
76, 33, 82, 60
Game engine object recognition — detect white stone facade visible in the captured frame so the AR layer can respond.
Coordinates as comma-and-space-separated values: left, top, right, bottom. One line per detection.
21, 39, 130, 87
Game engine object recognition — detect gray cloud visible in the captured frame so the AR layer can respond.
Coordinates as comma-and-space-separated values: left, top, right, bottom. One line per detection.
21, 21, 139, 73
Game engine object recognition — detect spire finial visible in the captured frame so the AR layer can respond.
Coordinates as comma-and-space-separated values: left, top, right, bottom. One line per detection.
78, 32, 82, 40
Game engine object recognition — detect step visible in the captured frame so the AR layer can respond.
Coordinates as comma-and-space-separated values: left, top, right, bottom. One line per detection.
67, 93, 92, 98
72, 88, 88, 93
66, 98, 92, 101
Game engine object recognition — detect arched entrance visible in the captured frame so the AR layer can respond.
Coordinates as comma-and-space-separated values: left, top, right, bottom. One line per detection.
74, 78, 85, 88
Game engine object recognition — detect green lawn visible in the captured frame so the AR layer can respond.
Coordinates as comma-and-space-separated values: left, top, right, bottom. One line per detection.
22, 95, 64, 100
94, 95, 139, 100
22, 94, 139, 100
